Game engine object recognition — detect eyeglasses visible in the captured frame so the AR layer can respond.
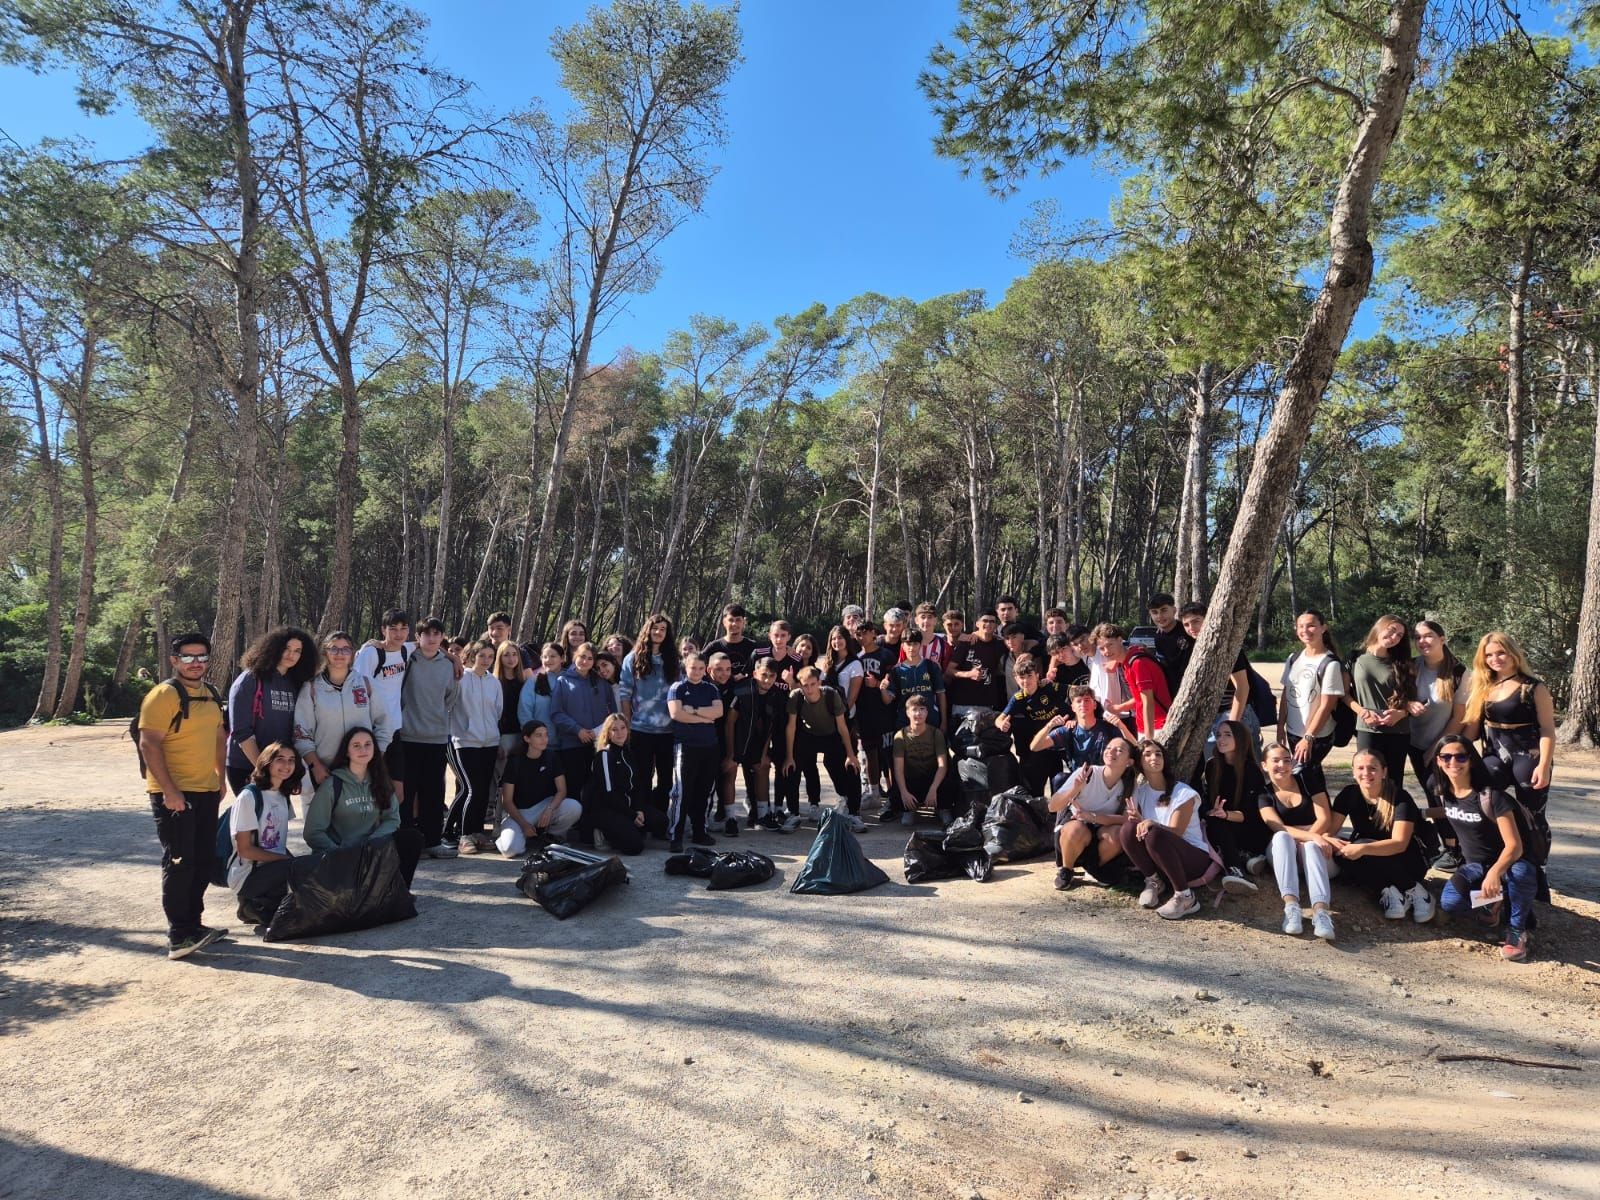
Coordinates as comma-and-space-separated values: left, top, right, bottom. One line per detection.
1436, 752, 1470, 763
175, 653, 210, 664
326, 646, 354, 655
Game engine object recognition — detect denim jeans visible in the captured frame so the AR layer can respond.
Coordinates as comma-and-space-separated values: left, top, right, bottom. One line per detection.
148, 790, 222, 943
1440, 858, 1537, 932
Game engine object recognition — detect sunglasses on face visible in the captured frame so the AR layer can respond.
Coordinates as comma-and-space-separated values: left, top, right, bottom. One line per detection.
1436, 752, 1470, 763
176, 653, 210, 664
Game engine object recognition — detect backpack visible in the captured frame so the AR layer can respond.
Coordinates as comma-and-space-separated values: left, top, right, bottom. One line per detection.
375, 643, 410, 673
212, 783, 265, 887
131, 677, 225, 778
1245, 664, 1278, 727
1481, 789, 1550, 867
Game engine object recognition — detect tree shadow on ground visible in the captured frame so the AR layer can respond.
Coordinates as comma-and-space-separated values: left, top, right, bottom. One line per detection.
0, 1133, 258, 1200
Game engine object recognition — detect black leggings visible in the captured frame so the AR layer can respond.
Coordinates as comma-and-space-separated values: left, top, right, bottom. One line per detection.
1484, 726, 1550, 817
1404, 743, 1453, 853
782, 730, 862, 814
1287, 732, 1334, 796
1205, 808, 1271, 871
1336, 842, 1426, 895
628, 730, 676, 813
1356, 729, 1410, 787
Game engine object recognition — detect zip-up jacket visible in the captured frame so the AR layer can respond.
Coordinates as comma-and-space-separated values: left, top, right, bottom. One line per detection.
452, 670, 503, 748
550, 667, 618, 751
294, 671, 393, 763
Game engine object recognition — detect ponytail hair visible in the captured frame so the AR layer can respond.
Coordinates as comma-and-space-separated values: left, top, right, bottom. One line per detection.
1353, 749, 1395, 832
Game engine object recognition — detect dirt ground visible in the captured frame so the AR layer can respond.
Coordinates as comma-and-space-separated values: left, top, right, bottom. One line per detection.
1, 722, 1597, 1200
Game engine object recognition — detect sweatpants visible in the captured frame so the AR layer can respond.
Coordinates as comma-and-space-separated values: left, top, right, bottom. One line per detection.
495, 797, 584, 856
402, 740, 449, 847
1118, 820, 1219, 893
148, 790, 221, 944
629, 730, 676, 814
444, 744, 499, 841
669, 743, 719, 841
1269, 829, 1332, 907
782, 730, 862, 814
1440, 858, 1538, 932
893, 760, 959, 816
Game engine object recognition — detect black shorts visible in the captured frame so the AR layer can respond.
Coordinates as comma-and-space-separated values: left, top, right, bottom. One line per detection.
385, 739, 406, 783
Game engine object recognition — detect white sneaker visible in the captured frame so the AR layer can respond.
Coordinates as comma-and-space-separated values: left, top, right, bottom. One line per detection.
1407, 883, 1436, 924
780, 813, 804, 833
843, 813, 868, 833
1282, 902, 1304, 935
1138, 876, 1164, 909
807, 803, 823, 827
1245, 854, 1270, 877
1312, 909, 1337, 940
1156, 890, 1199, 920
1380, 885, 1407, 920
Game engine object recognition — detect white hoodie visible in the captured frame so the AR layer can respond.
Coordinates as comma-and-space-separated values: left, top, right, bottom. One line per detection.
451, 670, 503, 749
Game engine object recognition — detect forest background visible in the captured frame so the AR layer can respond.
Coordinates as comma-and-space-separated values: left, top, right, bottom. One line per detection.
2, 0, 1599, 758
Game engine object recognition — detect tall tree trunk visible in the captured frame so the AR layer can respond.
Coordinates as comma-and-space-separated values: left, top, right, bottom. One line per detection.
210, 4, 265, 686
113, 609, 143, 687
558, 467, 589, 625
1559, 349, 1600, 747
17, 306, 65, 720
863, 398, 886, 617
894, 467, 916, 604
1160, 0, 1427, 775
725, 400, 783, 605
459, 500, 506, 636
319, 359, 362, 632
1070, 437, 1085, 620
54, 334, 99, 718
1504, 228, 1534, 558
580, 445, 609, 624
1174, 362, 1214, 602
430, 382, 458, 618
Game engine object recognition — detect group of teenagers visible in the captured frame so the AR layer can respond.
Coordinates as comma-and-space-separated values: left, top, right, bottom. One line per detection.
137, 591, 1557, 964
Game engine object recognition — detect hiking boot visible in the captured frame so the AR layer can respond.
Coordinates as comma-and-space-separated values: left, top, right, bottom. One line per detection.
1501, 927, 1530, 963
1054, 867, 1076, 892
1138, 876, 1165, 909
1221, 866, 1258, 895
1311, 909, 1336, 941
1281, 902, 1304, 935
1379, 885, 1408, 920
1406, 882, 1436, 924
1156, 890, 1199, 920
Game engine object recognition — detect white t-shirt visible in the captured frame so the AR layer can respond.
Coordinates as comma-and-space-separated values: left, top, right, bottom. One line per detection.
1132, 780, 1213, 856
1058, 766, 1132, 818
227, 786, 294, 891
354, 640, 416, 731
1281, 651, 1343, 739
1088, 651, 1129, 709
832, 659, 864, 716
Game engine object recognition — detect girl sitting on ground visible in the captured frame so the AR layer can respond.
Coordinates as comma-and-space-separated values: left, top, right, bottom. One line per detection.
1328, 750, 1434, 924
1427, 734, 1538, 963
1047, 735, 1135, 892
303, 727, 424, 886
496, 721, 583, 856
571, 714, 654, 854
227, 741, 303, 926
1120, 739, 1221, 920
1201, 718, 1269, 894
1256, 743, 1338, 940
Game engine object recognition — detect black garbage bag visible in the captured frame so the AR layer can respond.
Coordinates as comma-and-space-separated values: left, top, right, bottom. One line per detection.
517, 850, 629, 919
663, 848, 718, 877
943, 793, 989, 852
791, 809, 890, 895
983, 753, 1019, 797
707, 851, 775, 891
982, 788, 1055, 863
263, 836, 416, 943
965, 850, 994, 882
903, 832, 993, 884
952, 710, 1014, 759
957, 756, 990, 789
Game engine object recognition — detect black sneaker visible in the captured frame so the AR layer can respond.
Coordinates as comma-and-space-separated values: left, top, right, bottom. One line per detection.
1221, 867, 1258, 895
876, 806, 904, 824
746, 808, 760, 830
723, 817, 739, 838
1054, 867, 1075, 891
669, 838, 684, 854
757, 813, 785, 832
1431, 847, 1464, 873
167, 935, 203, 961
690, 831, 717, 848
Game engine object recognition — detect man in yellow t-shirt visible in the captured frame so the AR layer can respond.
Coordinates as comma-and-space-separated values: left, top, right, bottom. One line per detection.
139, 632, 229, 960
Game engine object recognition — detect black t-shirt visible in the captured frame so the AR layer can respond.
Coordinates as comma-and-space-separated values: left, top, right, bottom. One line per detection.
947, 637, 1006, 709
705, 637, 757, 680
1259, 778, 1321, 828
751, 646, 804, 695
1153, 625, 1194, 690
1441, 788, 1514, 867
854, 646, 899, 728
728, 679, 784, 763
1204, 759, 1267, 815
504, 751, 563, 813
1217, 649, 1252, 712
1044, 656, 1090, 690
1332, 785, 1421, 841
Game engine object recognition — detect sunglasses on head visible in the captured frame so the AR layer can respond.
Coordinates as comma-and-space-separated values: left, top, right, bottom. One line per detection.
1436, 751, 1470, 763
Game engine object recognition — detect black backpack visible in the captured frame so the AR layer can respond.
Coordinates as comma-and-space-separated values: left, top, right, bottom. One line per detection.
132, 677, 225, 779
375, 643, 410, 672
1285, 651, 1354, 747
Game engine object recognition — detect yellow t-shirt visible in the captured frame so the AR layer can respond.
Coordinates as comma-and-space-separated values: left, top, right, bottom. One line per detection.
140, 681, 225, 794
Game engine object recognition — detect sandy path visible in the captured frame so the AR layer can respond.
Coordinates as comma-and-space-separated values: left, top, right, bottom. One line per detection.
1, 722, 1597, 1200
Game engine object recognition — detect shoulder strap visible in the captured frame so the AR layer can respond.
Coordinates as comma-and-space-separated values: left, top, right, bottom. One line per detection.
376, 645, 388, 670
330, 774, 344, 804
400, 644, 410, 666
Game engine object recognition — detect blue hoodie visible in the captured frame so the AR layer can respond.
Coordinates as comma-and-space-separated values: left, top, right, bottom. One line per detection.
619, 652, 673, 734
518, 672, 555, 732
549, 666, 617, 751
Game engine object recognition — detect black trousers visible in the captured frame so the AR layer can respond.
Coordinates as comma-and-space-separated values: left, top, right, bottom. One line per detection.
402, 741, 449, 846
893, 761, 959, 815
559, 745, 596, 800
782, 730, 862, 814
444, 744, 498, 839
628, 731, 676, 814
1205, 809, 1271, 871
1356, 729, 1410, 789
1287, 732, 1334, 796
148, 790, 221, 943
235, 857, 294, 925
1337, 843, 1426, 895
669, 743, 720, 840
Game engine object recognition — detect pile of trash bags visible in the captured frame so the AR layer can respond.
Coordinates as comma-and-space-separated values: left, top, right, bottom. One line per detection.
902, 785, 1055, 884
665, 848, 776, 890
951, 710, 1019, 799
517, 844, 630, 919
262, 836, 417, 943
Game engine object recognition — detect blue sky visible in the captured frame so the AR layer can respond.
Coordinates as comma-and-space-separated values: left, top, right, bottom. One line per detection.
0, 1, 1119, 361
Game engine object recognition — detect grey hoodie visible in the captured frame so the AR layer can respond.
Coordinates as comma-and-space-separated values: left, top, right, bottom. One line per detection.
399, 649, 459, 744
294, 670, 393, 762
